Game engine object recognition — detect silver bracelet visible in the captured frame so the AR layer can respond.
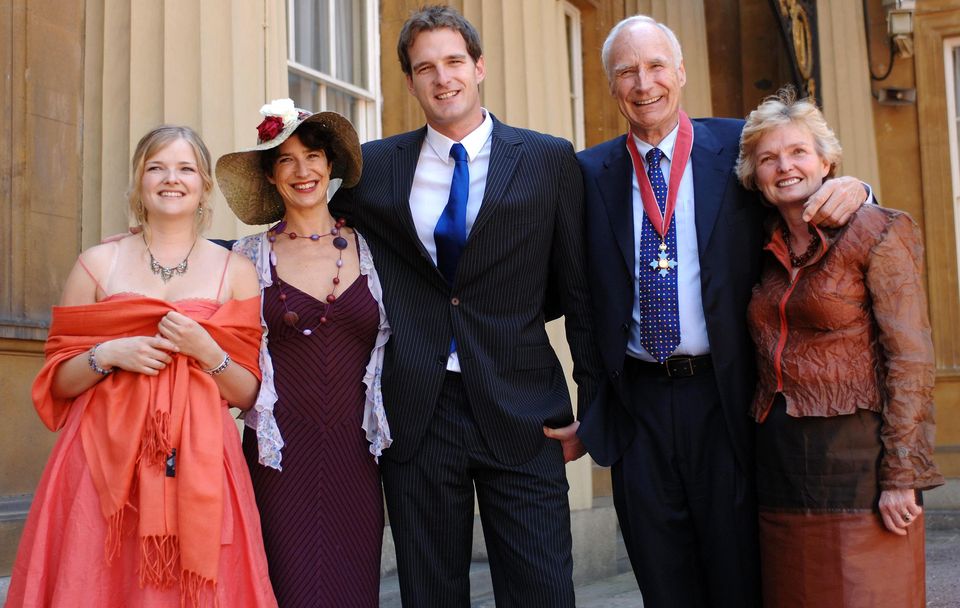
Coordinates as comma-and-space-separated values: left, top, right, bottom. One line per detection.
203, 352, 231, 375
87, 343, 114, 375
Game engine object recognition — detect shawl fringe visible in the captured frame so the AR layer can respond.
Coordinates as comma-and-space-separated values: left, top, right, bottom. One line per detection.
104, 506, 130, 563
141, 410, 172, 468
139, 534, 179, 589
181, 569, 220, 608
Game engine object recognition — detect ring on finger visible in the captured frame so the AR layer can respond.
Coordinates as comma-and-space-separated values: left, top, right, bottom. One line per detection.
902, 513, 911, 522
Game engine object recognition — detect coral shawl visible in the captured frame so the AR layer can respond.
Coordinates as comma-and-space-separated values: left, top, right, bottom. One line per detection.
31, 296, 262, 599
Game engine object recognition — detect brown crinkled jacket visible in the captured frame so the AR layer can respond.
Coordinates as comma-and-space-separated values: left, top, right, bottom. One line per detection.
748, 204, 943, 491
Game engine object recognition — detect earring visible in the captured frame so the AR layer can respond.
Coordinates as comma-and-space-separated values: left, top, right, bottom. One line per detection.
197, 205, 204, 217
136, 200, 144, 221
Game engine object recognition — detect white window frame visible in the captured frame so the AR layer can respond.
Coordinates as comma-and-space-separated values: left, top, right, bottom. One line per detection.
286, 0, 382, 141
945, 37, 960, 276
564, 2, 586, 151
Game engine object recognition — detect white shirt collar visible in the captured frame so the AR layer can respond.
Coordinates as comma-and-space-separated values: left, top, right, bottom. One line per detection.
631, 121, 680, 165
425, 109, 493, 163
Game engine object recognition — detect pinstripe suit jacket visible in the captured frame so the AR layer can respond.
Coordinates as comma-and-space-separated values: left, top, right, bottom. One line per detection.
333, 116, 602, 465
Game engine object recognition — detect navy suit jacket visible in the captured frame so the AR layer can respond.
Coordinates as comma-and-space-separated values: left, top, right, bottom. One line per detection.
332, 116, 603, 465
576, 118, 765, 470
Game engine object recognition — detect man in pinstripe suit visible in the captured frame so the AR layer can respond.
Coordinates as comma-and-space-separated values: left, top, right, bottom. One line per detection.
333, 6, 602, 607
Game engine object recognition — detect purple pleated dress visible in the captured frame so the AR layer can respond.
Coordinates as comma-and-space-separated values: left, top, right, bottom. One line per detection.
242, 265, 383, 608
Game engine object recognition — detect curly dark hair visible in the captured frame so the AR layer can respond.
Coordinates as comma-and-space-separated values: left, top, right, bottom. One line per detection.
259, 122, 340, 177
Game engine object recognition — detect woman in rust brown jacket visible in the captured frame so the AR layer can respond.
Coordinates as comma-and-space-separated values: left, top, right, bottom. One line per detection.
735, 88, 943, 608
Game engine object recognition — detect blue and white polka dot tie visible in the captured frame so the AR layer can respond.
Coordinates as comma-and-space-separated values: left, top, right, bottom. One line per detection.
638, 147, 680, 362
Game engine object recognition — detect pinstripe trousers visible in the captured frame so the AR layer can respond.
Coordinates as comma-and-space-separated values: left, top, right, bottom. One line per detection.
381, 372, 575, 608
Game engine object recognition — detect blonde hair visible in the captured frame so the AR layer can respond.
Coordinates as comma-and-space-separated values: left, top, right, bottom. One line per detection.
736, 87, 842, 190
127, 125, 214, 234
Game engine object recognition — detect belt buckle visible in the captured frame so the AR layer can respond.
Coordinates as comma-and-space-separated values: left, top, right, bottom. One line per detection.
665, 357, 694, 378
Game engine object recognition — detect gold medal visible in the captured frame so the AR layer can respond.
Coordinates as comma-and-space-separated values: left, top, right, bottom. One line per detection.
650, 251, 677, 276
649, 239, 676, 276
626, 111, 693, 280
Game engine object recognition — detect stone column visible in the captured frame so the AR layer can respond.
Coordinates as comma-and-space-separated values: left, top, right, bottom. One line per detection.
630, 0, 714, 118
83, 0, 289, 243
817, 0, 881, 192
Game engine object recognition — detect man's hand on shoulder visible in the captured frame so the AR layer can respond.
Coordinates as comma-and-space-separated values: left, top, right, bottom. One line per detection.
102, 225, 141, 244
543, 421, 587, 463
802, 176, 869, 228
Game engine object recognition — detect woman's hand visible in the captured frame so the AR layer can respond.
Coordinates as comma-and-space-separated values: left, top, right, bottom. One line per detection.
157, 311, 225, 370
878, 488, 922, 535
96, 336, 179, 376
158, 310, 259, 409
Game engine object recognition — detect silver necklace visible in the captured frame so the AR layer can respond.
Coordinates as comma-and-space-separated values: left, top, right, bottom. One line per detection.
144, 236, 198, 283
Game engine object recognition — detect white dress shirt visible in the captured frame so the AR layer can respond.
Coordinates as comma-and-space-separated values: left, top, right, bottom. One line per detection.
409, 109, 494, 371
627, 122, 711, 361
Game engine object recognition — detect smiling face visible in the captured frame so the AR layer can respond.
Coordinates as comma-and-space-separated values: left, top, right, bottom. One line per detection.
405, 27, 486, 141
139, 138, 203, 220
608, 22, 686, 145
753, 122, 831, 209
266, 134, 332, 211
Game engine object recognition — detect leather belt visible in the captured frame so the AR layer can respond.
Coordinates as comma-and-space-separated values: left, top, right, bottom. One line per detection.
625, 355, 713, 378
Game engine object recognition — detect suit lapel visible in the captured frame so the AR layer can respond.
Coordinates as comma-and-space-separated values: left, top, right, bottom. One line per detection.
470, 116, 521, 238
597, 136, 635, 273
391, 127, 438, 266
691, 121, 730, 257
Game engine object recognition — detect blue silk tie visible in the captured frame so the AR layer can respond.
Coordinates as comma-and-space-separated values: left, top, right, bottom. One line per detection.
435, 143, 469, 355
637, 147, 680, 362
434, 143, 469, 285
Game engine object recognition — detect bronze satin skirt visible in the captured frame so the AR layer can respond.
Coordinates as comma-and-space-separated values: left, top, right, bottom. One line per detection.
756, 395, 926, 608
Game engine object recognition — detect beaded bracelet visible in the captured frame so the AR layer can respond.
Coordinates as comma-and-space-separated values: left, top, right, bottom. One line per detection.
87, 343, 114, 376
204, 352, 231, 375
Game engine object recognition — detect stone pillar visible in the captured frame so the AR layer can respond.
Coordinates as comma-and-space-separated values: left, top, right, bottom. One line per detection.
83, 0, 289, 244
630, 0, 714, 118
817, 0, 881, 192
0, 0, 85, 576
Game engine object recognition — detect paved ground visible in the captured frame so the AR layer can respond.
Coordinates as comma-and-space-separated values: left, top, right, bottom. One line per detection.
925, 510, 960, 608
1, 511, 956, 606
380, 509, 960, 607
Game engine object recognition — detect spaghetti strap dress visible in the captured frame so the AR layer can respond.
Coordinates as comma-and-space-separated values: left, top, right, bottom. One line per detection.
6, 294, 277, 607
242, 260, 383, 608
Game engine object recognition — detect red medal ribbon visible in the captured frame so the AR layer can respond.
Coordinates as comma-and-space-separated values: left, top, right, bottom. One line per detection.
625, 110, 694, 240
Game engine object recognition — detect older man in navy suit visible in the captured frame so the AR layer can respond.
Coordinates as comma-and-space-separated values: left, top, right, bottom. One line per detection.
334, 6, 602, 608
576, 15, 869, 608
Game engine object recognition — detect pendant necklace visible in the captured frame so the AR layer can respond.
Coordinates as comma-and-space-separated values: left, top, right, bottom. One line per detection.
145, 235, 197, 283
269, 218, 349, 335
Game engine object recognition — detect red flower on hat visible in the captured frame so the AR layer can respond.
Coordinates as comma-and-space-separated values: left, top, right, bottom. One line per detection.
256, 116, 284, 142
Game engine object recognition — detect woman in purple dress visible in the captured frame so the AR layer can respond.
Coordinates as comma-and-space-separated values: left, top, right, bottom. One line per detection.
217, 99, 391, 608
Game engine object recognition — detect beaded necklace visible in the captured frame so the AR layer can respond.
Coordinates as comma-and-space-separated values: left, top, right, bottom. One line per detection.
781, 221, 821, 268
268, 218, 349, 335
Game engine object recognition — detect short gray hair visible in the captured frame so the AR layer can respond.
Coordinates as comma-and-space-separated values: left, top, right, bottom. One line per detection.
601, 15, 683, 83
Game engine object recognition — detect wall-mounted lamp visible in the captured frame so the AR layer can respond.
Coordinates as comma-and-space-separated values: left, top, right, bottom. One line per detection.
875, 87, 916, 106
883, 0, 915, 57
882, 0, 916, 13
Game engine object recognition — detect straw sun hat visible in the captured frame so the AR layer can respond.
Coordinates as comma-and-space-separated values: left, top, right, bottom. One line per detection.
216, 98, 362, 225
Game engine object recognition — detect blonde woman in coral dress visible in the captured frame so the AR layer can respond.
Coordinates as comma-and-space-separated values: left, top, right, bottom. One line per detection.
6, 126, 277, 607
